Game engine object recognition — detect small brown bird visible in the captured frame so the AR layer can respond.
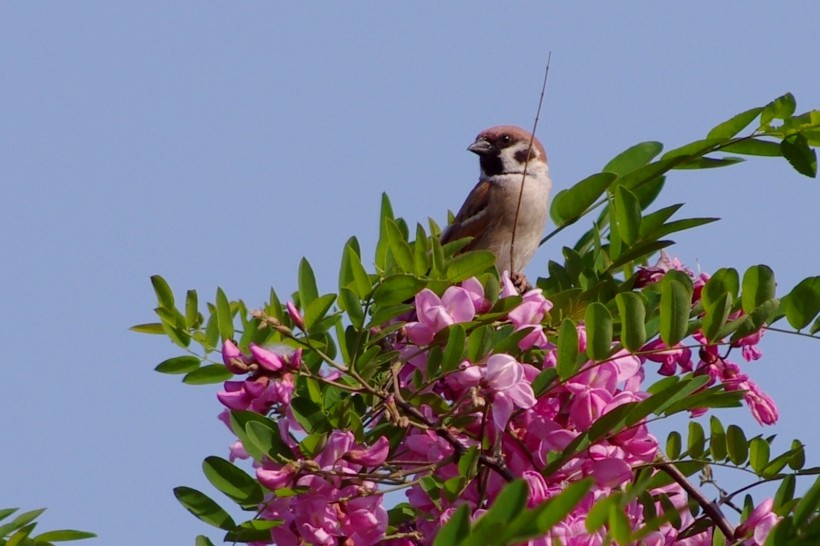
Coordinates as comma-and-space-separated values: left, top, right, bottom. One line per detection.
441, 126, 552, 282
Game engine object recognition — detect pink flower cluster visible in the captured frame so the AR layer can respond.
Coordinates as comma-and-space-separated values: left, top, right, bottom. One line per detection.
636, 255, 778, 426
212, 256, 778, 545
387, 275, 723, 545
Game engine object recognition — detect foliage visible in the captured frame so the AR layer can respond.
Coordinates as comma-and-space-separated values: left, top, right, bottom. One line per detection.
0, 508, 95, 545
136, 93, 820, 545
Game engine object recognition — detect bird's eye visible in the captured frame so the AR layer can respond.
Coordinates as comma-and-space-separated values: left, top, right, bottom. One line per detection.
500, 135, 512, 144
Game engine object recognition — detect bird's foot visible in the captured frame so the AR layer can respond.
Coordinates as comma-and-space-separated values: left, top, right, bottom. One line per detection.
510, 272, 532, 294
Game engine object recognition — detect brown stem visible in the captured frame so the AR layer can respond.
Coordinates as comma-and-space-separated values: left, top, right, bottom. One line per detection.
655, 458, 734, 540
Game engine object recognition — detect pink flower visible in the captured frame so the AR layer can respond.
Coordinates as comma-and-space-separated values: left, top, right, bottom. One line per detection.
499, 271, 519, 298
405, 286, 477, 345
522, 470, 550, 507
346, 435, 390, 466
587, 457, 632, 488
287, 301, 305, 330
643, 338, 693, 376
483, 354, 536, 431
257, 463, 296, 490
508, 289, 553, 350
634, 250, 694, 288
736, 498, 781, 545
338, 492, 388, 544
249, 343, 284, 372
221, 340, 248, 374
461, 277, 491, 313
745, 383, 779, 425
227, 441, 249, 462
733, 328, 764, 362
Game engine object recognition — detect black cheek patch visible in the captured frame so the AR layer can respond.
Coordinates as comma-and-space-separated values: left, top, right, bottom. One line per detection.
514, 149, 534, 164
480, 155, 505, 176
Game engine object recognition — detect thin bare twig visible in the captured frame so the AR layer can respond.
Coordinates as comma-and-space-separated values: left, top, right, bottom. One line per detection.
509, 53, 552, 273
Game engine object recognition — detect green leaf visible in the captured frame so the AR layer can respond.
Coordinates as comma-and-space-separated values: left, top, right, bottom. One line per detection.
215, 287, 234, 342
375, 194, 397, 272
151, 274, 175, 309
789, 440, 806, 470
687, 421, 705, 458
225, 520, 284, 542
701, 268, 739, 310
204, 312, 219, 350
551, 172, 617, 225
31, 529, 97, 541
614, 186, 642, 245
242, 416, 294, 460
372, 274, 426, 306
202, 456, 264, 506
0, 508, 45, 538
641, 217, 720, 241
585, 302, 613, 361
385, 217, 415, 272
556, 318, 579, 380
709, 416, 727, 462
414, 224, 432, 276
185, 290, 199, 327
774, 474, 796, 509
702, 292, 732, 344
290, 396, 326, 434
195, 534, 216, 546
0, 508, 18, 523
446, 251, 496, 281
741, 265, 776, 315
666, 431, 682, 459
626, 375, 710, 425
589, 402, 638, 442
721, 138, 782, 157
173, 487, 235, 530
781, 133, 818, 177
726, 425, 749, 465
433, 503, 470, 546
183, 364, 233, 385
298, 257, 319, 307
760, 92, 796, 127
441, 324, 466, 373
608, 503, 631, 545
470, 480, 528, 540
155, 355, 201, 375
750, 437, 771, 474
603, 141, 664, 175
793, 474, 820, 529
707, 107, 763, 139
659, 279, 690, 346
633, 176, 666, 210
639, 204, 683, 237
784, 276, 820, 330
727, 298, 780, 342
615, 292, 646, 352
585, 496, 616, 533
340, 241, 372, 299
674, 156, 744, 169
531, 479, 593, 533
303, 293, 336, 331
129, 322, 166, 335
663, 387, 744, 415
339, 288, 364, 329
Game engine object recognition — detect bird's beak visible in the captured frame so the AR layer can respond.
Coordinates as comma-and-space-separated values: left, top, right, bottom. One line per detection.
467, 138, 493, 155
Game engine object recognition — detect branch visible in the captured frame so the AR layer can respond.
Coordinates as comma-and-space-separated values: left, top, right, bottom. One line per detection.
654, 457, 735, 540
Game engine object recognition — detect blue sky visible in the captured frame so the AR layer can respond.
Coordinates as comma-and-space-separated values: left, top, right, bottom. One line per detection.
1, 3, 818, 544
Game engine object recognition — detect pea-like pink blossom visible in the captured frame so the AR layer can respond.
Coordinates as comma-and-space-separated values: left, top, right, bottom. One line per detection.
405, 286, 478, 345
483, 354, 536, 431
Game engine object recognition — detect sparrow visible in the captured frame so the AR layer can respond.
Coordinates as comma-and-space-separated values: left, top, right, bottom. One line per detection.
441, 125, 552, 284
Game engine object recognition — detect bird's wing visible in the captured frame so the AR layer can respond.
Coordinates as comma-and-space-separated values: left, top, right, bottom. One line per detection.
440, 179, 492, 248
